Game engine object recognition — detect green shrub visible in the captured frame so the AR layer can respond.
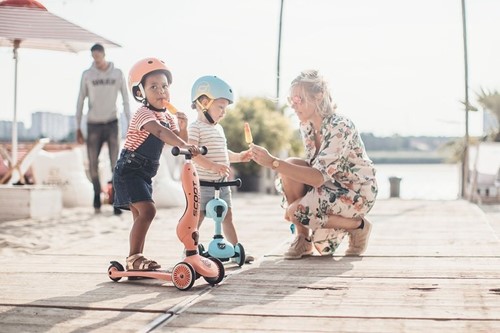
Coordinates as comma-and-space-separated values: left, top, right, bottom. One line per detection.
221, 97, 299, 177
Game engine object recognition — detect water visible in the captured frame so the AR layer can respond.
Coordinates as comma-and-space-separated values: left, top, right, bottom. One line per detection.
375, 164, 460, 200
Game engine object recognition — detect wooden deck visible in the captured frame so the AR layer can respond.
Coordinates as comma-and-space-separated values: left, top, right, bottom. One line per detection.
0, 195, 499, 332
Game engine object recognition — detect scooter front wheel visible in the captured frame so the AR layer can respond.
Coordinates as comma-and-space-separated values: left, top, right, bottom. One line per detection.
108, 261, 125, 282
172, 262, 196, 291
203, 257, 225, 286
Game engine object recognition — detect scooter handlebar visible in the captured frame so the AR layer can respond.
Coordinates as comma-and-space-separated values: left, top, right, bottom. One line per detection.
171, 146, 208, 157
200, 178, 242, 189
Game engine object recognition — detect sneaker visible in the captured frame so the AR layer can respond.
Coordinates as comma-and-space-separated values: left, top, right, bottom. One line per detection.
244, 254, 255, 263
345, 218, 372, 256
113, 207, 122, 215
284, 234, 314, 259
231, 254, 255, 264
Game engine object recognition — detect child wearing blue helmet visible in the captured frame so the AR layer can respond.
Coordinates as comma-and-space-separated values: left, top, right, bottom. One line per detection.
188, 75, 254, 263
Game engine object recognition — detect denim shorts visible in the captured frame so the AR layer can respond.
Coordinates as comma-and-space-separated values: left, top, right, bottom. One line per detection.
112, 150, 160, 210
199, 183, 232, 213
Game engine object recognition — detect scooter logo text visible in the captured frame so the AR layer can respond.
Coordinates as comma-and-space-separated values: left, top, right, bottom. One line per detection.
192, 181, 199, 217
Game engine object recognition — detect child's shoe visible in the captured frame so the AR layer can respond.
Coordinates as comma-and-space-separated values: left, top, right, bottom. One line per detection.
126, 253, 161, 271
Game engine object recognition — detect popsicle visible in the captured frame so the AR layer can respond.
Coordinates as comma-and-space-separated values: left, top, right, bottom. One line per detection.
162, 100, 178, 114
244, 122, 253, 144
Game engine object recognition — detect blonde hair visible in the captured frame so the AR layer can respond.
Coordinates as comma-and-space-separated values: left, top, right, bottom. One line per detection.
290, 69, 336, 117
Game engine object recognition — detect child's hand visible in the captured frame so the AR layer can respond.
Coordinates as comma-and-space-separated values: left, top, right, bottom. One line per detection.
176, 112, 188, 131
185, 145, 201, 156
239, 149, 252, 162
211, 163, 231, 177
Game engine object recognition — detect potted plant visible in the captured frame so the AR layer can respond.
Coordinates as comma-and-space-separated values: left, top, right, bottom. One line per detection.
220, 97, 297, 191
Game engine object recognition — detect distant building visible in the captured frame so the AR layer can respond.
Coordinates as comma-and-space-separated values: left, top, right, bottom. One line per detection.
30, 112, 74, 141
1, 109, 137, 142
0, 120, 28, 141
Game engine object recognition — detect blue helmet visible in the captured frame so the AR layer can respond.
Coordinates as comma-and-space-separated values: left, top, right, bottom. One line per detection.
191, 76, 234, 104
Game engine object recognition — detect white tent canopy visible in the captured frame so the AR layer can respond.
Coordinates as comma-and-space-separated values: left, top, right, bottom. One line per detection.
0, 0, 120, 166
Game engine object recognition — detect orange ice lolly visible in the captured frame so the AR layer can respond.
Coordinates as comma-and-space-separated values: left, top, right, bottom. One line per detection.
163, 100, 178, 114
244, 122, 253, 144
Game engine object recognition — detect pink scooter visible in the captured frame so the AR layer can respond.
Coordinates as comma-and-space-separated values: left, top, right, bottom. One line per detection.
107, 146, 225, 290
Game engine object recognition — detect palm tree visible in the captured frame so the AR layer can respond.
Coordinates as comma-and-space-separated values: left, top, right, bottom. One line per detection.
476, 88, 500, 141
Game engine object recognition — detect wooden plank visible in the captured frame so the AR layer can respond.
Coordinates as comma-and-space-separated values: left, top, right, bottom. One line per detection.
165, 261, 500, 319
165, 314, 500, 333
0, 306, 161, 333
0, 270, 213, 310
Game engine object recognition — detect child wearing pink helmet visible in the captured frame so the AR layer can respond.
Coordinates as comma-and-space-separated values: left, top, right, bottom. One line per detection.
113, 57, 200, 271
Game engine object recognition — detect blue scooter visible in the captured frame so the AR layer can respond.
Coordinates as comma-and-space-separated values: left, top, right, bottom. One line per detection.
198, 179, 246, 266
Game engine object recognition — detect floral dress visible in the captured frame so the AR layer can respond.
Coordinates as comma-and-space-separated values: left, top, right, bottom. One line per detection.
277, 113, 378, 254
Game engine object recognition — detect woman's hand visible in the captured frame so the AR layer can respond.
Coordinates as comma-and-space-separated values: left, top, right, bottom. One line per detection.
250, 144, 275, 168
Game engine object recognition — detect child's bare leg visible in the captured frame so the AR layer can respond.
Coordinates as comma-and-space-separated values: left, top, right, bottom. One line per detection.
129, 201, 156, 256
222, 208, 238, 245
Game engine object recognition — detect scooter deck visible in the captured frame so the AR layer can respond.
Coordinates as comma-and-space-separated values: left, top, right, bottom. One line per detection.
109, 269, 173, 282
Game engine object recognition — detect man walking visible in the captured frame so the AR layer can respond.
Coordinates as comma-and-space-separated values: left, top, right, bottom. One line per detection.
76, 43, 130, 214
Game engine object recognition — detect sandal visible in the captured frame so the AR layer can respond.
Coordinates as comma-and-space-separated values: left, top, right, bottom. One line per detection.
126, 253, 161, 271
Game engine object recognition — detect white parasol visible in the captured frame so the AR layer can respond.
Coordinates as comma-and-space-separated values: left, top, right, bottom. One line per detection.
0, 0, 120, 165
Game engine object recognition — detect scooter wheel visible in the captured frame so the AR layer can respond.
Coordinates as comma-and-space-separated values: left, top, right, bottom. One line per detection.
108, 261, 124, 282
203, 257, 225, 286
172, 262, 196, 291
234, 243, 246, 267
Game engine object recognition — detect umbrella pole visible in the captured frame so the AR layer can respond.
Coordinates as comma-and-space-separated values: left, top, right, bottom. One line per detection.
12, 39, 20, 167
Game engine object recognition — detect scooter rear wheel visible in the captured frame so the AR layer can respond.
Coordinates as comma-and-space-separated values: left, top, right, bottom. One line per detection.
234, 243, 246, 267
172, 262, 196, 291
203, 257, 225, 286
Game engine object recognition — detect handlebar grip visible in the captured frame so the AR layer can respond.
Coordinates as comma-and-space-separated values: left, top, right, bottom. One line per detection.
171, 146, 208, 156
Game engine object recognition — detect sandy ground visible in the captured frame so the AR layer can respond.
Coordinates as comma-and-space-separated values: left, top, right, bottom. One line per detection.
0, 193, 291, 263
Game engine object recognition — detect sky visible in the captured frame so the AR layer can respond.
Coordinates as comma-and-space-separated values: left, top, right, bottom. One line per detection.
0, 0, 499, 137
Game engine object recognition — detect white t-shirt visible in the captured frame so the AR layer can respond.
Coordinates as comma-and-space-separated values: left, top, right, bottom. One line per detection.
188, 120, 229, 181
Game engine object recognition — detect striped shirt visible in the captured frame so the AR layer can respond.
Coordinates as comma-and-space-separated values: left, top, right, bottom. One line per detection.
123, 106, 178, 151
188, 120, 229, 181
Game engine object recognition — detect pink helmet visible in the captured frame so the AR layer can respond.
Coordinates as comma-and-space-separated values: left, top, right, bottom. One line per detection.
128, 57, 172, 102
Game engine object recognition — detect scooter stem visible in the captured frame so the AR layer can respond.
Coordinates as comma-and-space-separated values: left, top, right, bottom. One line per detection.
177, 160, 200, 252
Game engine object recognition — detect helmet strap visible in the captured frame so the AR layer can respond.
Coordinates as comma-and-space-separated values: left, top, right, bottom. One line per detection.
138, 83, 146, 103
142, 98, 166, 112
196, 99, 216, 124
146, 102, 166, 112
203, 110, 215, 124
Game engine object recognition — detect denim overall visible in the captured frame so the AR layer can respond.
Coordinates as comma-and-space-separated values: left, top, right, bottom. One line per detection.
112, 121, 167, 210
